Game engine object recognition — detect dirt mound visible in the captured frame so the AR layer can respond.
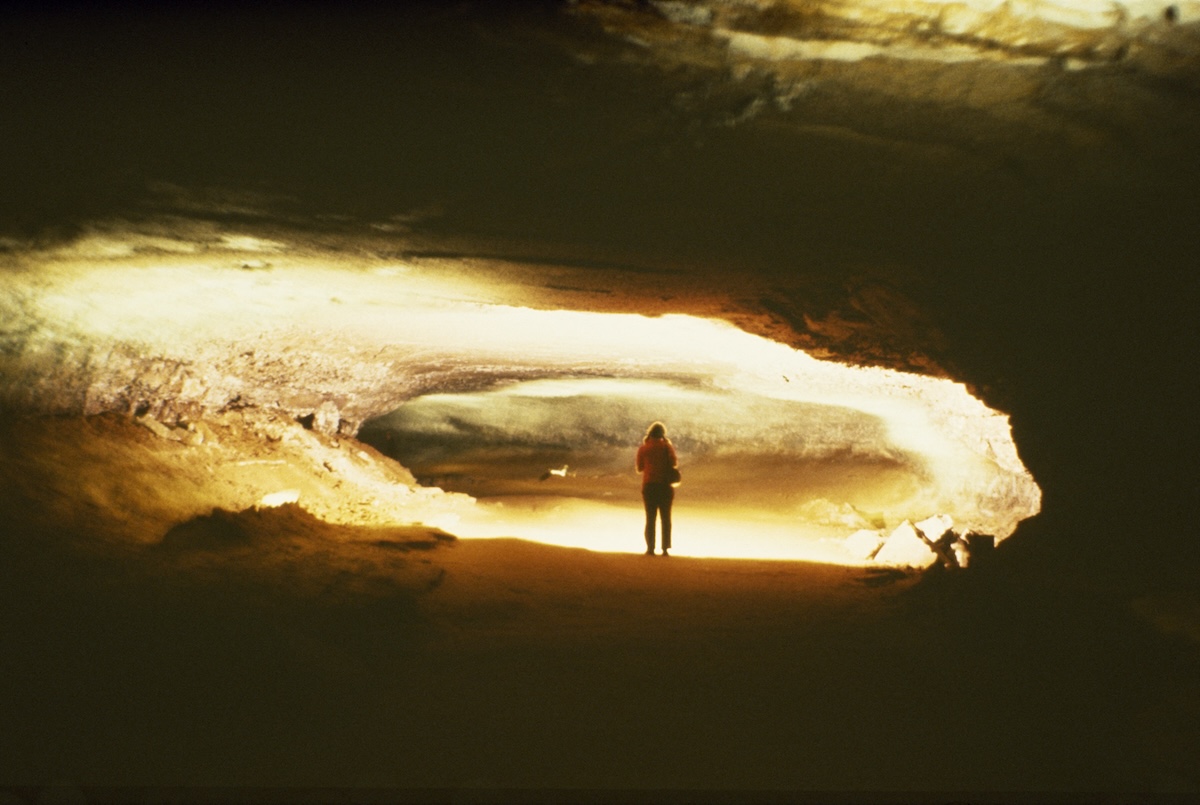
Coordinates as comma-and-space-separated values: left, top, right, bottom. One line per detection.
159, 507, 260, 550
158, 503, 456, 553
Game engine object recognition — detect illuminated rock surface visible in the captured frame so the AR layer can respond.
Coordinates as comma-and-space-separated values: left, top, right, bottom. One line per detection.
0, 231, 1041, 558
873, 520, 939, 567
586, 0, 1200, 66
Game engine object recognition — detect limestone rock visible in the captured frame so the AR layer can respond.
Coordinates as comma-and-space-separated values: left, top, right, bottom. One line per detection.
136, 415, 183, 442
873, 520, 938, 568
312, 400, 341, 436
844, 529, 886, 560
915, 513, 955, 542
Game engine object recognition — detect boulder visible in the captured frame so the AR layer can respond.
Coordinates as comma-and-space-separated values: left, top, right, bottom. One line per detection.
844, 529, 886, 561
915, 514, 954, 542
873, 521, 937, 569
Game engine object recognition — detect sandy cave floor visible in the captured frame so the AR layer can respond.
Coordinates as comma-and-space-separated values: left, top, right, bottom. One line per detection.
1, 414, 1198, 796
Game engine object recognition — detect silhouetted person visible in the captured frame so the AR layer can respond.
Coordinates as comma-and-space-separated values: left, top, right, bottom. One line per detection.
636, 421, 678, 556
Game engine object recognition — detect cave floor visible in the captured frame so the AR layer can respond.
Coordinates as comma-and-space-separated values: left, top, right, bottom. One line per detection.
1, 414, 1197, 798
3, 526, 1196, 798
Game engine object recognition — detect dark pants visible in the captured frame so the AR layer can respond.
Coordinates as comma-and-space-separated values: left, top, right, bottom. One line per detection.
642, 482, 674, 552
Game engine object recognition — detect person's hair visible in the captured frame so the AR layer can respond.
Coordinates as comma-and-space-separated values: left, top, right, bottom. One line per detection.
645, 421, 666, 441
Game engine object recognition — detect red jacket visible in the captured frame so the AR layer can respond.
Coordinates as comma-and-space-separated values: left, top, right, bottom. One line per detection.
636, 438, 677, 486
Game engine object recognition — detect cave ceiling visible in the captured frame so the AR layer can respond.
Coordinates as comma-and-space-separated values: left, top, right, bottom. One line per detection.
2, 0, 1199, 428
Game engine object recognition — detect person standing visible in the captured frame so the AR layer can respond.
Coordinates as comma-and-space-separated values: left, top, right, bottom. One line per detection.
636, 421, 678, 556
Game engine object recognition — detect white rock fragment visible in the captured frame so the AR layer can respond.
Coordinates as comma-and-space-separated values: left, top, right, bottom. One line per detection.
915, 513, 954, 541
258, 489, 300, 508
952, 537, 971, 568
136, 415, 176, 440
844, 529, 886, 560
873, 520, 938, 568
313, 400, 340, 435
136, 414, 199, 444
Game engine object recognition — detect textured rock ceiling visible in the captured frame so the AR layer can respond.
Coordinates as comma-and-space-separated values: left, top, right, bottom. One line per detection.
4, 0, 1196, 401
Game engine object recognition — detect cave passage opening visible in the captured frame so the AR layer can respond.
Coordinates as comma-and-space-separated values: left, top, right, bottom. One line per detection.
361, 377, 928, 562
356, 309, 1042, 564
13, 240, 1040, 564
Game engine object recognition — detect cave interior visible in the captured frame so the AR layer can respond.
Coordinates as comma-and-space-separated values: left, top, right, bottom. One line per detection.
2, 0, 1199, 796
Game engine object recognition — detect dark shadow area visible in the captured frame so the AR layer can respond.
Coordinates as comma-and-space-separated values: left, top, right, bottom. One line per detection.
0, 501, 453, 789
2, 504, 1197, 794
